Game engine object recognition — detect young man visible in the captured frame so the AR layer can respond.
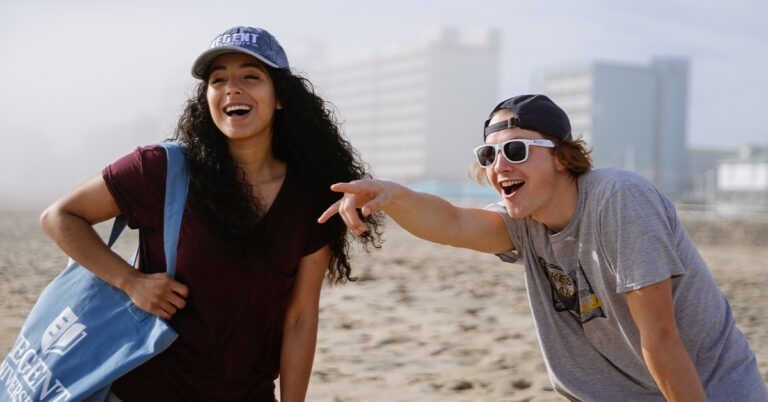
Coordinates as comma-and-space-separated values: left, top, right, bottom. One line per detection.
318, 95, 767, 401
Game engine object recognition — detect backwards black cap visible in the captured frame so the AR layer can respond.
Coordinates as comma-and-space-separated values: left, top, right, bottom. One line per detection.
483, 94, 571, 140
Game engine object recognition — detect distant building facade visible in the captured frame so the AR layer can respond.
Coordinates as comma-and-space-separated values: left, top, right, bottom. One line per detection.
533, 58, 690, 200
688, 147, 737, 206
716, 145, 768, 213
307, 27, 499, 182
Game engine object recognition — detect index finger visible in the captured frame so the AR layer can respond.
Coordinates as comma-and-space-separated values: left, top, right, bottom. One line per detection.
318, 199, 341, 223
329, 181, 371, 195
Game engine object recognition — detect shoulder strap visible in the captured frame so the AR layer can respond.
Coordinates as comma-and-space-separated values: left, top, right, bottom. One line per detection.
160, 142, 190, 278
106, 216, 127, 248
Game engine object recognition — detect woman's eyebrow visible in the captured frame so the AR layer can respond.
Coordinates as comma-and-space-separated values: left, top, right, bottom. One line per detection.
240, 62, 266, 71
208, 65, 225, 74
208, 62, 265, 76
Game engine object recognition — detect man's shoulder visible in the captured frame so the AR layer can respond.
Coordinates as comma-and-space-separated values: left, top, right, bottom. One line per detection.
582, 168, 658, 195
582, 168, 674, 218
583, 167, 650, 184
483, 200, 506, 214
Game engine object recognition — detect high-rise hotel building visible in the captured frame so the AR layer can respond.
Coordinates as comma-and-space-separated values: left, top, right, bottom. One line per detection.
307, 27, 500, 182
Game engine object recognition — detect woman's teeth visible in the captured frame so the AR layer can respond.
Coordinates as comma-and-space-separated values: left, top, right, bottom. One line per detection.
225, 105, 252, 116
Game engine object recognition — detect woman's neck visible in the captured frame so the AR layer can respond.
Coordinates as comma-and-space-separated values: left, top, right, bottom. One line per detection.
227, 135, 285, 184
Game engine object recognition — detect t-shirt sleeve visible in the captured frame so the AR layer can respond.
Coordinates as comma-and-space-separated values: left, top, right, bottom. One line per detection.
302, 205, 329, 256
302, 221, 328, 256
102, 146, 166, 230
598, 176, 687, 293
484, 201, 523, 264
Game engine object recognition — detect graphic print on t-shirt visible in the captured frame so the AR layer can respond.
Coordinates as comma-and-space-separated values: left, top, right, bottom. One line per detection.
536, 257, 606, 324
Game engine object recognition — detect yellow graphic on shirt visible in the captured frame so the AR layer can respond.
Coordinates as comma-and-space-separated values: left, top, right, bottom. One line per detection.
580, 294, 602, 314
537, 257, 606, 324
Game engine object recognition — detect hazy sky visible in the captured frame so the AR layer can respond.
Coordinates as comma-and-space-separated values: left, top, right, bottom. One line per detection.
1, 0, 766, 205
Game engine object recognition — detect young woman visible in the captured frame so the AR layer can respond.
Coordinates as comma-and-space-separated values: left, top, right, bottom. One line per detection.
40, 26, 381, 401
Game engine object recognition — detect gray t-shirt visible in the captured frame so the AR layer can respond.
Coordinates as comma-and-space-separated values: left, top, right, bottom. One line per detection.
487, 168, 767, 401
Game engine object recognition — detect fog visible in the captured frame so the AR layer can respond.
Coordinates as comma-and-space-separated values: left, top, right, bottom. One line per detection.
1, 0, 766, 207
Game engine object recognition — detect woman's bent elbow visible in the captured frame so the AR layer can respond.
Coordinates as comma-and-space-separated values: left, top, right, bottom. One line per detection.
39, 203, 60, 236
39, 201, 76, 238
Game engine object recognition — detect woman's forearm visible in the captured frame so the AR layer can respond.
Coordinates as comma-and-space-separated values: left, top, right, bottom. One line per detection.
41, 203, 189, 319
279, 313, 319, 402
40, 203, 138, 291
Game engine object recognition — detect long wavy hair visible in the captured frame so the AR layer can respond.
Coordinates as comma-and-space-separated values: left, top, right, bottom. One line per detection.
173, 66, 382, 284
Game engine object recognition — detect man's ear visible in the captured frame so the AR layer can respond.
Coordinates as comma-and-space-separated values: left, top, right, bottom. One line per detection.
553, 151, 568, 173
276, 100, 283, 110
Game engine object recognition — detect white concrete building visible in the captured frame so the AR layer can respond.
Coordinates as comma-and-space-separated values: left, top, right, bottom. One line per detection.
688, 147, 737, 206
307, 27, 500, 182
717, 145, 768, 213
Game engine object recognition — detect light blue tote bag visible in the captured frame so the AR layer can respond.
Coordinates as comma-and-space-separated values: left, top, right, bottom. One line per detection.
0, 142, 188, 402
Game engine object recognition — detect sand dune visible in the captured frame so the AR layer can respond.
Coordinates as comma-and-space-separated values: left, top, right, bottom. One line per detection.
1, 210, 766, 401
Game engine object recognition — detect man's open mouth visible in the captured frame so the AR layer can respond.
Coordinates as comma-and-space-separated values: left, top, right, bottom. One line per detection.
500, 179, 524, 196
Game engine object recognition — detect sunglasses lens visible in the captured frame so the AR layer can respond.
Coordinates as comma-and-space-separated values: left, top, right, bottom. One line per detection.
476, 146, 496, 167
503, 141, 527, 162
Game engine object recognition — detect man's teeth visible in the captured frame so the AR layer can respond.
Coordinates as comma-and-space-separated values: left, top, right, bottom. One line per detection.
500, 179, 524, 195
500, 180, 523, 188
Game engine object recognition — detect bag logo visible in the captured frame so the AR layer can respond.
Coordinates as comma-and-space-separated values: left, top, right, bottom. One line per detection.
42, 308, 87, 356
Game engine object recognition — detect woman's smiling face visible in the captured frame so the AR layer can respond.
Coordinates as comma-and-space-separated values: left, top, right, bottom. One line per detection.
206, 53, 282, 142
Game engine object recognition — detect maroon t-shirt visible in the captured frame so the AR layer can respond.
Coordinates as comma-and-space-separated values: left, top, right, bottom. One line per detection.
102, 146, 327, 401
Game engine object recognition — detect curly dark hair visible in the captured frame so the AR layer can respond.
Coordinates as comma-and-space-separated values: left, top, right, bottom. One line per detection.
173, 66, 382, 284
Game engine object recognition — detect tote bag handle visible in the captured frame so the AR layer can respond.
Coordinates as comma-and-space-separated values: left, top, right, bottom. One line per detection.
100, 142, 189, 277
160, 142, 189, 278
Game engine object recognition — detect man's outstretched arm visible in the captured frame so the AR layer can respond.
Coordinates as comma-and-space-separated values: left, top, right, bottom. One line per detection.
318, 179, 513, 254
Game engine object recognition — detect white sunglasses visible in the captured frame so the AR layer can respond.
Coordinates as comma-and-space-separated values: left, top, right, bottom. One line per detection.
473, 139, 555, 167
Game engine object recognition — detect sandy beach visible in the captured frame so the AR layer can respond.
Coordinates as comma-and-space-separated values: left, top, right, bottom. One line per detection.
1, 209, 766, 401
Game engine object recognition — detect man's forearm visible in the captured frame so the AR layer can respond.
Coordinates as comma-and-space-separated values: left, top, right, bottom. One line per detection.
384, 183, 466, 245
642, 338, 706, 401
381, 182, 511, 253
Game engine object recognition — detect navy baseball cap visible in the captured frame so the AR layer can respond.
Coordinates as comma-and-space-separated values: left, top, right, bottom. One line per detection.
483, 94, 572, 140
191, 26, 290, 79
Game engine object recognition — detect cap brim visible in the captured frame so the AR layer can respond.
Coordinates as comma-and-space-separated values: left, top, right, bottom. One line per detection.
191, 46, 280, 79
